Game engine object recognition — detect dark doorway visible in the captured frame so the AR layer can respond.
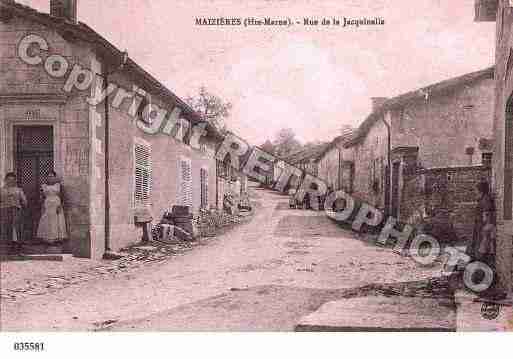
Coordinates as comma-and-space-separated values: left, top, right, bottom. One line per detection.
384, 164, 390, 216
391, 162, 401, 218
14, 125, 54, 242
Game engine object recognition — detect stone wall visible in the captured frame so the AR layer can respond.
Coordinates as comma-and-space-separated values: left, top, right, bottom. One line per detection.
401, 165, 492, 243
350, 119, 388, 210
0, 15, 92, 257
389, 76, 494, 169
100, 70, 218, 252
317, 146, 340, 190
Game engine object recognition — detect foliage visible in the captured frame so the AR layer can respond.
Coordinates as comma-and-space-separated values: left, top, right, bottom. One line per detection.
272, 128, 302, 158
185, 86, 232, 130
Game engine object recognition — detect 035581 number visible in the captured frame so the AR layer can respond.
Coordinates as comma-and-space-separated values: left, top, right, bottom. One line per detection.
13, 342, 45, 351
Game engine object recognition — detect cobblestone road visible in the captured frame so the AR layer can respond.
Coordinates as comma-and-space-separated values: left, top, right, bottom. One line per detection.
1, 187, 445, 331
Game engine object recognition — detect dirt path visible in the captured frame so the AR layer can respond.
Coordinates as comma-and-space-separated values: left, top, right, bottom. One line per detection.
1, 188, 442, 331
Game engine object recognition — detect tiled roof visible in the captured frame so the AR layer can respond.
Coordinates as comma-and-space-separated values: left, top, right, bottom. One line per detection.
284, 143, 331, 164
344, 66, 495, 148
0, 0, 222, 136
316, 129, 358, 159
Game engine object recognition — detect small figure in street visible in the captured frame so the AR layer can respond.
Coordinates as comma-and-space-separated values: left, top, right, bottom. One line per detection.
0, 172, 27, 252
304, 191, 311, 210
309, 183, 322, 211
37, 170, 68, 245
223, 192, 236, 215
323, 186, 334, 211
288, 187, 297, 209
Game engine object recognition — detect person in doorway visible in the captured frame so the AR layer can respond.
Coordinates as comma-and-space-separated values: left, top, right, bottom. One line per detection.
37, 170, 68, 245
478, 211, 496, 265
467, 180, 495, 261
0, 172, 27, 251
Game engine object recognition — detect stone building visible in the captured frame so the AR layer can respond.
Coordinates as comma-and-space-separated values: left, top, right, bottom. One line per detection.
316, 129, 357, 192
0, 0, 228, 258
341, 68, 495, 238
284, 143, 330, 178
475, 0, 513, 293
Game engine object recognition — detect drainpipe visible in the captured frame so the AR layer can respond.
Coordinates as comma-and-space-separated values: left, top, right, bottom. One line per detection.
102, 52, 128, 259
337, 147, 341, 190
103, 72, 112, 256
380, 115, 391, 218
216, 160, 219, 208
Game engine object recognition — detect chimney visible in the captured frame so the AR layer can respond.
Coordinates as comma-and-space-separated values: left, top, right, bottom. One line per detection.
371, 97, 388, 112
50, 0, 77, 23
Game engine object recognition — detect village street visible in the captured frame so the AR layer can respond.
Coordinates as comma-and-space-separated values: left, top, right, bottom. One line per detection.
0, 185, 451, 331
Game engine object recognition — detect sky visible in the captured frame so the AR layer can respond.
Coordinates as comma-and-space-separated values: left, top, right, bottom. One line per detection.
19, 0, 496, 145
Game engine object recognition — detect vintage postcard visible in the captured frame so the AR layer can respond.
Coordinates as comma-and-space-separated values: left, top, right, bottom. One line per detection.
0, 0, 512, 356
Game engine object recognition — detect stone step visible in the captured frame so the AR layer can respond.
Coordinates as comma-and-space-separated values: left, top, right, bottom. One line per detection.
0, 254, 64, 261
295, 296, 456, 332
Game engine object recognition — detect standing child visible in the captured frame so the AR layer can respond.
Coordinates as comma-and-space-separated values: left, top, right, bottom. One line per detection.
0, 172, 27, 252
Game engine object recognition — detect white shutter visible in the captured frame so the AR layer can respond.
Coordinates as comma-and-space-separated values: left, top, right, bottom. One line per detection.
134, 142, 152, 206
200, 167, 209, 208
178, 157, 193, 207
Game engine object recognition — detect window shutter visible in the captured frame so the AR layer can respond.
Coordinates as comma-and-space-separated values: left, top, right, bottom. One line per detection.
134, 143, 152, 206
200, 168, 209, 208
178, 157, 193, 208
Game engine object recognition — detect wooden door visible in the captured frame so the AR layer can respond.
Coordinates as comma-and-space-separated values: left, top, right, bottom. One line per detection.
14, 126, 54, 241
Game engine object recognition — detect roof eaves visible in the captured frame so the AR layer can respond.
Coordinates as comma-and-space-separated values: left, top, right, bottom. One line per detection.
381, 66, 495, 111
4, 0, 205, 125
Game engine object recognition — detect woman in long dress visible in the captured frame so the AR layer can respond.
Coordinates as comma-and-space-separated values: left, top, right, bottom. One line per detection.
37, 170, 68, 244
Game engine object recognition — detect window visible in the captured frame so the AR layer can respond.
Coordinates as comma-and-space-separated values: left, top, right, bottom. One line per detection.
178, 157, 193, 208
200, 167, 209, 208
482, 152, 493, 167
134, 141, 152, 206
200, 141, 207, 153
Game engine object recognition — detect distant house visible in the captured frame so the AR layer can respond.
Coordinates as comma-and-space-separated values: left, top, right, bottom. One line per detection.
283, 143, 330, 178
0, 0, 235, 258
341, 67, 495, 240
475, 0, 513, 293
316, 129, 357, 192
